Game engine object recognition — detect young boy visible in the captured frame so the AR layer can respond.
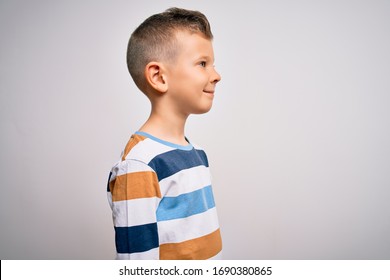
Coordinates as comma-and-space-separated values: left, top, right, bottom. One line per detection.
107, 7, 222, 260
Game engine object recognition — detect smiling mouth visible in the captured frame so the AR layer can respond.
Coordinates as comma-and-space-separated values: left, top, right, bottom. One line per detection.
203, 90, 214, 98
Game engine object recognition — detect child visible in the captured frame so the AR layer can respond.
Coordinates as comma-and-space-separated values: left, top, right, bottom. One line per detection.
107, 7, 222, 260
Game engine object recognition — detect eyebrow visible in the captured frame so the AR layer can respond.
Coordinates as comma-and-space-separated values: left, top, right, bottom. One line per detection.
195, 55, 215, 62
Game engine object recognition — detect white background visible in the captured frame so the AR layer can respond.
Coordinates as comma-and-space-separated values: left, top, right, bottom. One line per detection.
1, 0, 389, 259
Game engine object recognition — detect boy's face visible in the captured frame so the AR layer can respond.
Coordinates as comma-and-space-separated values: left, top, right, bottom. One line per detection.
165, 31, 221, 116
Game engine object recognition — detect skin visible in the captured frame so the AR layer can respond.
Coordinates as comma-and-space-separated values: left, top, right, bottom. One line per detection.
139, 30, 221, 145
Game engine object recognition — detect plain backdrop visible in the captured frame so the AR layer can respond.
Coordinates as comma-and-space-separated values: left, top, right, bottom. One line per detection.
1, 0, 389, 259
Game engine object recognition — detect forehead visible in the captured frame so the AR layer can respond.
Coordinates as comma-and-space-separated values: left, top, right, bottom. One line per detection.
174, 30, 214, 59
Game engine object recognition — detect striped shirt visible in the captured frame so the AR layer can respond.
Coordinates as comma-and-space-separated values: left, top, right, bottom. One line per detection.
107, 131, 222, 259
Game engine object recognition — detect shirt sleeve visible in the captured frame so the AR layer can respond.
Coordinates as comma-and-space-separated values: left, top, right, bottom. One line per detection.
107, 159, 161, 259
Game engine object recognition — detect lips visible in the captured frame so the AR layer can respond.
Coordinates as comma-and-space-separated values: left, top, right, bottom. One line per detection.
203, 90, 214, 99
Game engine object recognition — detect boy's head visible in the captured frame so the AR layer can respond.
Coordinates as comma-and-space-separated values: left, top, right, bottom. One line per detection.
127, 7, 214, 93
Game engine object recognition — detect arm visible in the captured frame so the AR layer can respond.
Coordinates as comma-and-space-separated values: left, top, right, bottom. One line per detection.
107, 159, 161, 259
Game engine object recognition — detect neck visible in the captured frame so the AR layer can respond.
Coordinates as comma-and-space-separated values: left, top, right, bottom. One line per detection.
139, 106, 189, 146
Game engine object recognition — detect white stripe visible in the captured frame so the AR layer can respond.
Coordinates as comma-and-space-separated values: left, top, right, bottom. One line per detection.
157, 207, 220, 244
116, 247, 159, 260
159, 165, 212, 197
112, 197, 160, 227
111, 159, 155, 178
107, 192, 113, 210
126, 138, 175, 163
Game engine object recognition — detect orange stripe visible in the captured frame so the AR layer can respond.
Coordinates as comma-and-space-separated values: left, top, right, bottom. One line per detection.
160, 229, 222, 260
110, 171, 161, 201
122, 134, 147, 161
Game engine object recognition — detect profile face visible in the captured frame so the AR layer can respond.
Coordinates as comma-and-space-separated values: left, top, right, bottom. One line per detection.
165, 31, 221, 115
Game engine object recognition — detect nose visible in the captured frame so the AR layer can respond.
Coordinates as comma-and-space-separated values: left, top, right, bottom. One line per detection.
211, 67, 221, 84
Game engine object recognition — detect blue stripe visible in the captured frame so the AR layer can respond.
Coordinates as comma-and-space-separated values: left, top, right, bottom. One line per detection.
156, 185, 215, 221
135, 131, 193, 150
115, 223, 158, 254
107, 172, 112, 192
149, 149, 209, 181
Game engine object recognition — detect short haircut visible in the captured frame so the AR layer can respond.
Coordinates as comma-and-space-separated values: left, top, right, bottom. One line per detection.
127, 7, 213, 92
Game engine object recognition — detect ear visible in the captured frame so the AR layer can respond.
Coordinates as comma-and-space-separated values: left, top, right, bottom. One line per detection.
144, 62, 168, 93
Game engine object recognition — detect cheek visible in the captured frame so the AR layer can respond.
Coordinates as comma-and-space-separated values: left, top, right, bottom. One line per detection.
191, 70, 209, 85
174, 68, 193, 84
171, 66, 208, 90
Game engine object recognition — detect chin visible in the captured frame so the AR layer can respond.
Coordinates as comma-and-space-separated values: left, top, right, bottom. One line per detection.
193, 106, 213, 115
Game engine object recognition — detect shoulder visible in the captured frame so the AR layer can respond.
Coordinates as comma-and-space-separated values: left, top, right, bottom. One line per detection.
189, 142, 210, 165
121, 134, 174, 163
